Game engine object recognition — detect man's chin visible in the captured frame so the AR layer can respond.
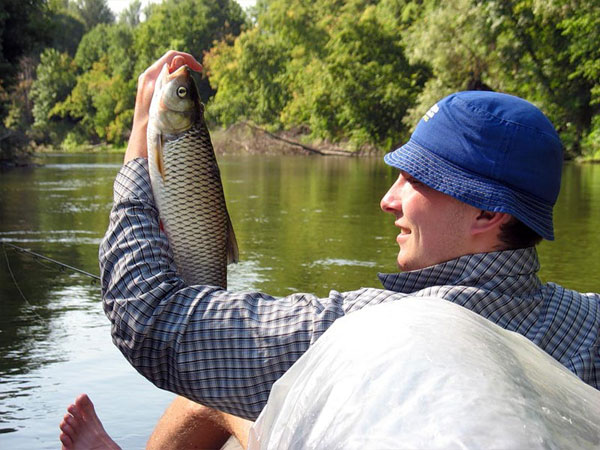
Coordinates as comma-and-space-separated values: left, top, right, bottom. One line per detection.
396, 252, 424, 273
396, 257, 412, 272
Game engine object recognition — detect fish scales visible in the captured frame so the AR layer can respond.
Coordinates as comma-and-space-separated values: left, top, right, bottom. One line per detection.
147, 63, 238, 288
161, 128, 229, 286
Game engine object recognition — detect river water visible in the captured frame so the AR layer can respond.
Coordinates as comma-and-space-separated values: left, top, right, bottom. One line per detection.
0, 153, 599, 448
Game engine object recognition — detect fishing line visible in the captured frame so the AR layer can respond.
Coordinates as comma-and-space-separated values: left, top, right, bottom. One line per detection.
25, 255, 58, 273
2, 243, 100, 282
2, 243, 47, 324
2, 242, 102, 326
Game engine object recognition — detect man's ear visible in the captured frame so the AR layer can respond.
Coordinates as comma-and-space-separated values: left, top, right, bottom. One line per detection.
471, 210, 512, 236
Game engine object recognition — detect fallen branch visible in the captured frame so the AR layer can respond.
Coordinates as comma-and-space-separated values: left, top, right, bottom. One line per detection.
239, 121, 355, 156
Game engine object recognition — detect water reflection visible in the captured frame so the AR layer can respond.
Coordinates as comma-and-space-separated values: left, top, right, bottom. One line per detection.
220, 154, 398, 297
538, 163, 600, 292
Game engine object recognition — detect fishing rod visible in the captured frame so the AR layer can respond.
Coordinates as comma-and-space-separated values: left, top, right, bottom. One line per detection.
1, 242, 101, 282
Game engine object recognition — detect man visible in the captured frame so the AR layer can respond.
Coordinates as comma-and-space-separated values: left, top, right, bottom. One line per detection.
60, 51, 599, 449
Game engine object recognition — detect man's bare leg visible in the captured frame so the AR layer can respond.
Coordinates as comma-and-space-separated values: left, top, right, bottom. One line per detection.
59, 394, 121, 450
146, 395, 252, 450
59, 394, 252, 450
221, 410, 251, 449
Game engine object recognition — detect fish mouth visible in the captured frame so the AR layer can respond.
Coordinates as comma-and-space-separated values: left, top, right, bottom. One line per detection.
155, 64, 191, 90
167, 64, 191, 80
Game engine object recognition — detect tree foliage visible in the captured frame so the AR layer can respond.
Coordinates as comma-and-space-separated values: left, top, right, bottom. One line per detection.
402, 0, 599, 156
21, 0, 247, 150
0, 0, 51, 163
2, 0, 599, 159
206, 0, 599, 155
73, 0, 115, 31
133, 0, 247, 100
55, 23, 138, 146
119, 0, 143, 27
206, 0, 429, 149
30, 48, 77, 142
205, 28, 292, 126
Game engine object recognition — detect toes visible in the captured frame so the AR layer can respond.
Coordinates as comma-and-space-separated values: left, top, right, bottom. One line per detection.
75, 393, 96, 416
75, 393, 92, 409
59, 415, 69, 432
65, 413, 78, 427
59, 424, 75, 449
60, 414, 78, 433
67, 404, 81, 420
60, 412, 77, 429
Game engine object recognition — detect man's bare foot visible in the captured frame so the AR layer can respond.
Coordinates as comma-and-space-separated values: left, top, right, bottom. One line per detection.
59, 394, 121, 450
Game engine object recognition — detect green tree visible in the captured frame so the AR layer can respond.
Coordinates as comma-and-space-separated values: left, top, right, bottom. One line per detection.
46, 0, 87, 56
207, 0, 429, 149
0, 0, 52, 163
133, 0, 248, 100
285, 2, 429, 147
119, 0, 143, 27
55, 23, 137, 146
403, 0, 599, 157
13, 0, 598, 157
544, 0, 600, 157
75, 23, 135, 79
0, 0, 49, 75
30, 49, 77, 144
205, 29, 292, 126
73, 0, 115, 31
43, 0, 248, 148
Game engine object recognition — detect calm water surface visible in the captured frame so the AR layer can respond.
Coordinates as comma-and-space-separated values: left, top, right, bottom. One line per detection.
0, 153, 598, 448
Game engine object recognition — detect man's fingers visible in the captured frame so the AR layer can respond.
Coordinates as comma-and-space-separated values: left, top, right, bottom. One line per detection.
138, 51, 201, 90
152, 51, 201, 75
179, 53, 202, 72
169, 55, 188, 73
169, 53, 202, 72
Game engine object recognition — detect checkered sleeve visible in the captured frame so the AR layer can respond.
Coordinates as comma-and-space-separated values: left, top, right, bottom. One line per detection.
99, 158, 354, 420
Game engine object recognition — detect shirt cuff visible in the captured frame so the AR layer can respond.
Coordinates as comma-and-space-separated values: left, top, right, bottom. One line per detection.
114, 157, 154, 203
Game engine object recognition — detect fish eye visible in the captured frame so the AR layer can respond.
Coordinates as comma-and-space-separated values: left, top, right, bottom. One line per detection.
176, 86, 187, 98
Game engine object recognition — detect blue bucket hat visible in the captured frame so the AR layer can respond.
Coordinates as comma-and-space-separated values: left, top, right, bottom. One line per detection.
384, 91, 563, 240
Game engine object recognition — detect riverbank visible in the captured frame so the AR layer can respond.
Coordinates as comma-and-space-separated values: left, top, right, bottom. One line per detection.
7, 123, 600, 164
211, 122, 377, 156
577, 151, 600, 163
15, 122, 378, 163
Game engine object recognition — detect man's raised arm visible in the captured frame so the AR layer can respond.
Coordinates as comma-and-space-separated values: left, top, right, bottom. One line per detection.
98, 52, 352, 421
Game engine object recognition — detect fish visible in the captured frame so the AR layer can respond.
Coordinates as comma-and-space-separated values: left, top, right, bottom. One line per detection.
146, 63, 238, 288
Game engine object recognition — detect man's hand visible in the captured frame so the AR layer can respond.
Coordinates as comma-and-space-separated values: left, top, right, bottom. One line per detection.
124, 51, 202, 164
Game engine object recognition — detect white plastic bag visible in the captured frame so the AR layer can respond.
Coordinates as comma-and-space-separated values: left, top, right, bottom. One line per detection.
249, 297, 600, 450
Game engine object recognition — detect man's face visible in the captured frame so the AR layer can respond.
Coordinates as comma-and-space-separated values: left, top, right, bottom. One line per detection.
380, 172, 475, 271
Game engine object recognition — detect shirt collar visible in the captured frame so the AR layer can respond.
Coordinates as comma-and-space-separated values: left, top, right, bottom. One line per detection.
378, 247, 541, 293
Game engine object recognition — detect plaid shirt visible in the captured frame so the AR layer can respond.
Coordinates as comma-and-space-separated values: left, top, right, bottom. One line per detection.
101, 158, 600, 420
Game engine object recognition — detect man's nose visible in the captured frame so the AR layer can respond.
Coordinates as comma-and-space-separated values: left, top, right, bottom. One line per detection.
380, 184, 401, 214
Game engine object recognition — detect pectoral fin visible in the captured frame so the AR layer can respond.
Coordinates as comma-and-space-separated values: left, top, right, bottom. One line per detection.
226, 215, 239, 264
155, 134, 166, 180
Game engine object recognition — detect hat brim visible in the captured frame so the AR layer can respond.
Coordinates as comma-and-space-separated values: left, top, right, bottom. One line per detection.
384, 140, 555, 240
